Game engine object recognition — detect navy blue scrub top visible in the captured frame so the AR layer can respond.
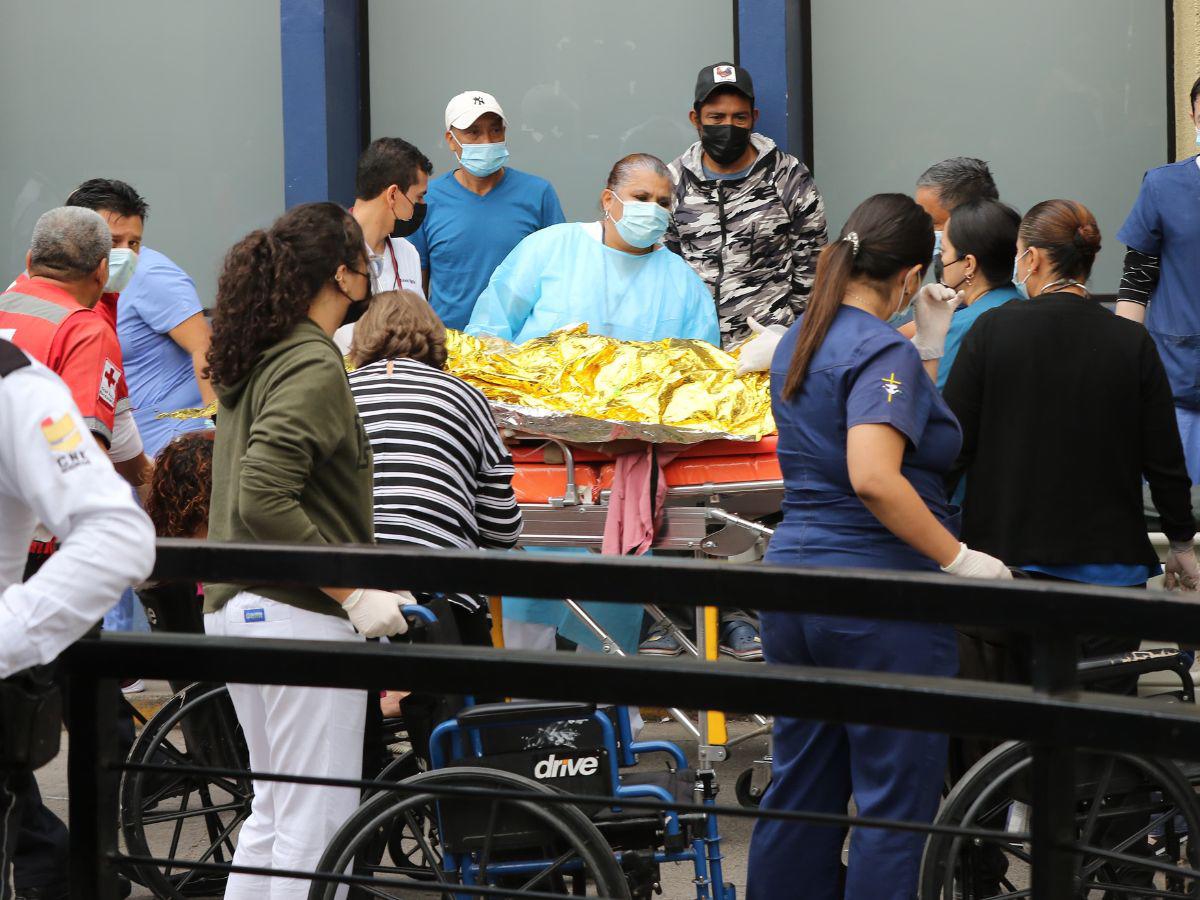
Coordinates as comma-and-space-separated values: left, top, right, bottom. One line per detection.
1117, 157, 1200, 409
766, 305, 962, 572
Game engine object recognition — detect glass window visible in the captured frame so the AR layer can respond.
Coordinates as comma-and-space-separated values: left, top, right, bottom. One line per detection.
811, 0, 1168, 292
368, 0, 734, 221
0, 0, 285, 305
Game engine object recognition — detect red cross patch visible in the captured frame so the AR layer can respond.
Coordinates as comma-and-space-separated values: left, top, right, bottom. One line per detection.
99, 358, 120, 407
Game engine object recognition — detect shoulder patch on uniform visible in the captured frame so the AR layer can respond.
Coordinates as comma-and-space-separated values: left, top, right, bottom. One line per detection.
0, 339, 30, 378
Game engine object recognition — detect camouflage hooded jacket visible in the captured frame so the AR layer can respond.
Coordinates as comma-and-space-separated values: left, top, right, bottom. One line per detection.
666, 133, 827, 348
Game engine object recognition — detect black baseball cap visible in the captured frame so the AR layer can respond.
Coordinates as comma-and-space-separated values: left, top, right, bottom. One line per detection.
694, 62, 755, 107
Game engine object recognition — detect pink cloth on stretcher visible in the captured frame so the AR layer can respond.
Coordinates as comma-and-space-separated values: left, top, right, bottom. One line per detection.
602, 445, 682, 557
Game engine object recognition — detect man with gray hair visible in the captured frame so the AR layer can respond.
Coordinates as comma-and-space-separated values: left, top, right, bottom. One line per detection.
915, 157, 1000, 280
0, 207, 140, 466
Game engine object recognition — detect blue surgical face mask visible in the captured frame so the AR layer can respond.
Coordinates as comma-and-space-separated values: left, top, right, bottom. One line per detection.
453, 135, 509, 177
608, 191, 670, 249
1013, 249, 1032, 299
105, 248, 138, 293
1195, 127, 1199, 147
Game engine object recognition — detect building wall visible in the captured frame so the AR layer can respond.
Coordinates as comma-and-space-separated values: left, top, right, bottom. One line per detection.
1177, 0, 1200, 160
0, 0, 285, 306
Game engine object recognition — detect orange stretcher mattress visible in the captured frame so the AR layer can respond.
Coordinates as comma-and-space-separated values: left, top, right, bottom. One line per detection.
511, 437, 781, 504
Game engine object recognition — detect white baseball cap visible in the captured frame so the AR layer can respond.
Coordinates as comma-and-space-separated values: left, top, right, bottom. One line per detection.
444, 91, 507, 132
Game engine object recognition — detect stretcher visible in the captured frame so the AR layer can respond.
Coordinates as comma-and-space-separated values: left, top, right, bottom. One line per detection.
505, 435, 782, 776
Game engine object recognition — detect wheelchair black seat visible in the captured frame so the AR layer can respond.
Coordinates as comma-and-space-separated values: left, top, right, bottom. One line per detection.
594, 768, 697, 852
458, 699, 596, 729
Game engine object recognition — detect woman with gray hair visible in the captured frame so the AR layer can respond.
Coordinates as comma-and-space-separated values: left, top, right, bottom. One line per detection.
466, 153, 719, 656
466, 152, 718, 344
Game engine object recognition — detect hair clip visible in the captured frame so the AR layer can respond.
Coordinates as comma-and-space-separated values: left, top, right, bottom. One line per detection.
844, 231, 860, 257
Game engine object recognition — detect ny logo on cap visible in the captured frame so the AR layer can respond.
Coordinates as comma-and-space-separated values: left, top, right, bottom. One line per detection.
473, 95, 485, 105
714, 65, 736, 82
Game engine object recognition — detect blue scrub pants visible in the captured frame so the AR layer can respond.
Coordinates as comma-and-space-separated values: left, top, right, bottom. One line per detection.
747, 611, 957, 900
1176, 405, 1200, 485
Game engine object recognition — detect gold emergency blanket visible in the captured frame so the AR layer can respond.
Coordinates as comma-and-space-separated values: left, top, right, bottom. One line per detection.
163, 326, 775, 444
446, 325, 774, 444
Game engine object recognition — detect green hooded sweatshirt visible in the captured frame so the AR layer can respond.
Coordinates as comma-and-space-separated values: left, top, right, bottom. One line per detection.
204, 319, 373, 617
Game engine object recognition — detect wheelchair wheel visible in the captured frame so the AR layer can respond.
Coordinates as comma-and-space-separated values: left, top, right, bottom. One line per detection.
919, 740, 1200, 899
120, 683, 251, 899
308, 767, 632, 899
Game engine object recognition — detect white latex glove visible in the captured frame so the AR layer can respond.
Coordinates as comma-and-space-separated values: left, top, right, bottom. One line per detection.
911, 284, 963, 361
941, 543, 1013, 580
735, 317, 789, 375
1165, 541, 1200, 591
341, 588, 415, 637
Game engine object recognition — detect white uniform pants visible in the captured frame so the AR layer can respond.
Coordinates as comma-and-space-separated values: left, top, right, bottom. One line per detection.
205, 592, 366, 900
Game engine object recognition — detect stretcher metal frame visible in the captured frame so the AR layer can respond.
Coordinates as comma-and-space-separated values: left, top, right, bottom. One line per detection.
508, 436, 780, 774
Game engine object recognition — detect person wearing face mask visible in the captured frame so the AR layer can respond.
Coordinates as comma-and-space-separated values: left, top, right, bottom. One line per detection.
666, 62, 828, 349
914, 157, 1001, 285
204, 202, 415, 900
334, 137, 433, 354
746, 194, 1010, 900
945, 199, 1198, 601
1115, 76, 1200, 488
66, 179, 215, 462
467, 153, 717, 656
408, 91, 565, 331
897, 198, 1023, 390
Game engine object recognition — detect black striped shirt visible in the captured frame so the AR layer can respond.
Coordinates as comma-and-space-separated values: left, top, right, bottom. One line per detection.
348, 358, 521, 611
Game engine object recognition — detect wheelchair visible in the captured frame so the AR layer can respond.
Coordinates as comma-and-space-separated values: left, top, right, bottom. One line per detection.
309, 699, 735, 899
119, 581, 431, 899
919, 645, 1200, 899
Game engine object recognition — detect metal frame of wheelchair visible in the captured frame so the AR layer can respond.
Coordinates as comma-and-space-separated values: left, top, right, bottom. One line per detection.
919, 646, 1200, 899
122, 596, 735, 899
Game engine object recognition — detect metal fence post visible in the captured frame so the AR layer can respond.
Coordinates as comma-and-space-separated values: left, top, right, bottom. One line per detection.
1029, 631, 1079, 900
67, 671, 121, 900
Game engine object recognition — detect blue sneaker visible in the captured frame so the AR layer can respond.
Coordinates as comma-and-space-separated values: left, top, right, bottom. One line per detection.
639, 622, 684, 656
719, 618, 763, 661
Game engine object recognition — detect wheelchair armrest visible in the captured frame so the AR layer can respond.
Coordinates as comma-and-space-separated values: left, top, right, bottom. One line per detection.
1077, 647, 1190, 684
455, 699, 597, 729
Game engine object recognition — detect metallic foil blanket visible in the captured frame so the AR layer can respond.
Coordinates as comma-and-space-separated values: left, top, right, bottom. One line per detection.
162, 326, 776, 444
445, 326, 775, 444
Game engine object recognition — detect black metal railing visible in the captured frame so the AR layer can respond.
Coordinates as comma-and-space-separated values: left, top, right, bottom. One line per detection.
58, 538, 1200, 899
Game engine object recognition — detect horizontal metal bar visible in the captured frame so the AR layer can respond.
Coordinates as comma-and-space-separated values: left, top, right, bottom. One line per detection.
119, 760, 1034, 843
153, 539, 1200, 642
67, 632, 1200, 760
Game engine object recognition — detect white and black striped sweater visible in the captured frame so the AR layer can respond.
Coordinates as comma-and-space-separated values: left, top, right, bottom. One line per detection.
348, 358, 522, 611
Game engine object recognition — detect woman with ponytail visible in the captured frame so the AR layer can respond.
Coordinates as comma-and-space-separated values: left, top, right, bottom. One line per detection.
746, 194, 1010, 900
203, 202, 416, 899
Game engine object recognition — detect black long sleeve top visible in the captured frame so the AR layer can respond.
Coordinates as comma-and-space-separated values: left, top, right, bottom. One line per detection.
944, 292, 1194, 566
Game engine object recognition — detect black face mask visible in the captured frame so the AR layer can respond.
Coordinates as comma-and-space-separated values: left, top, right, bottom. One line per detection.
390, 201, 427, 240
700, 124, 752, 166
338, 269, 373, 328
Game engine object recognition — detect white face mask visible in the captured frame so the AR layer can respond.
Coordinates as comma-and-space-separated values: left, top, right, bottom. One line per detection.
105, 248, 139, 293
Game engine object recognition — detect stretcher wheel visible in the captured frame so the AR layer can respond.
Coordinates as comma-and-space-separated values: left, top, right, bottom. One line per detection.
919, 740, 1200, 898
735, 767, 764, 808
307, 767, 631, 899
119, 682, 251, 898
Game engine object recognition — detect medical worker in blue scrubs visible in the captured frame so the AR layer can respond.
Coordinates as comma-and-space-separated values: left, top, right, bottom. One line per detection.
1116, 75, 1200, 485
468, 152, 719, 654
745, 194, 1012, 900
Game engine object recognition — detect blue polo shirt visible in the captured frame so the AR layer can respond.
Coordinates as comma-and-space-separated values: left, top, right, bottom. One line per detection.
766, 306, 962, 572
937, 285, 1023, 390
116, 247, 209, 457
409, 167, 565, 331
1117, 157, 1200, 409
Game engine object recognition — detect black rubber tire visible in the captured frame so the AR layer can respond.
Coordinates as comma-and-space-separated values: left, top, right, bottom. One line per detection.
307, 766, 632, 900
119, 683, 251, 899
735, 767, 764, 808
919, 740, 1200, 899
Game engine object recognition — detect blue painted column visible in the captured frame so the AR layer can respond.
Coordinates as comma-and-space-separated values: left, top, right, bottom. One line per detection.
280, 0, 364, 207
737, 0, 810, 165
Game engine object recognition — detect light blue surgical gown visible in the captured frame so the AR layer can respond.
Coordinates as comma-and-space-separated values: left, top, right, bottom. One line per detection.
467, 222, 720, 652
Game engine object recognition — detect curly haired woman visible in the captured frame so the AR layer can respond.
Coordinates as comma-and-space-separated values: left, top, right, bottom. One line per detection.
202, 202, 414, 900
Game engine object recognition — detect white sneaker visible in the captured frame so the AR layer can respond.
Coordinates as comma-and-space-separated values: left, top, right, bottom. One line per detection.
120, 678, 145, 695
